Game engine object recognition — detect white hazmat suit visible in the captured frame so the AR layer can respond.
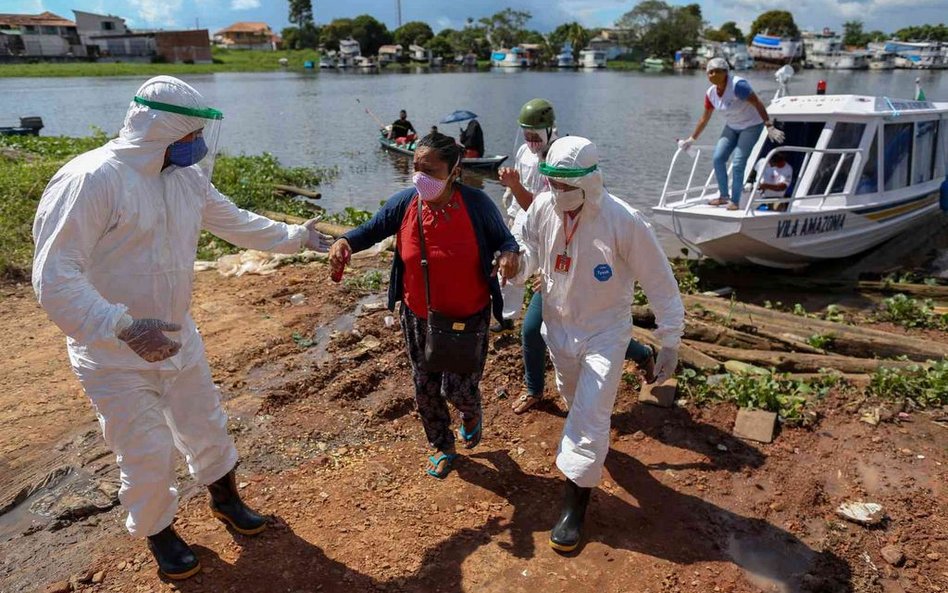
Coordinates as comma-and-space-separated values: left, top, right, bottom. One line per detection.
513, 137, 685, 488
500, 142, 553, 320
32, 76, 310, 537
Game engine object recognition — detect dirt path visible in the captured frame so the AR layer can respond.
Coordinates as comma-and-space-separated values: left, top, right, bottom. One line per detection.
1, 260, 945, 593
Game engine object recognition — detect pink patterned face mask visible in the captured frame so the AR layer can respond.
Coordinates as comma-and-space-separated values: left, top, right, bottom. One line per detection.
412, 171, 449, 202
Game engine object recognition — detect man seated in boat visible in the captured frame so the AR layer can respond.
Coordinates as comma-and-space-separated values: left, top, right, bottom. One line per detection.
753, 152, 793, 211
460, 118, 485, 158
389, 109, 417, 144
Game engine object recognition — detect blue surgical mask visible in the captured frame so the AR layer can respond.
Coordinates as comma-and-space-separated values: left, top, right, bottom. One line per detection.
167, 136, 208, 167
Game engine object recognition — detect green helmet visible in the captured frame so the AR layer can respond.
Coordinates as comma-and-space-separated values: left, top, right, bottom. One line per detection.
518, 98, 555, 129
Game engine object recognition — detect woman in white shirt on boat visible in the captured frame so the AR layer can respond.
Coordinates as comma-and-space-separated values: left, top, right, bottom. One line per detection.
679, 57, 785, 211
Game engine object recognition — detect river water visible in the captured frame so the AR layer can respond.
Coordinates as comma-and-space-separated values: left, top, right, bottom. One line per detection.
2, 68, 946, 247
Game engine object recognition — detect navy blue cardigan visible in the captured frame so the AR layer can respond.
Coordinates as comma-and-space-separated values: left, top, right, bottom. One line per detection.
342, 184, 518, 323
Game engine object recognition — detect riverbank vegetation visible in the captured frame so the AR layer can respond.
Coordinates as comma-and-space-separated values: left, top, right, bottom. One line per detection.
0, 48, 321, 78
0, 134, 333, 278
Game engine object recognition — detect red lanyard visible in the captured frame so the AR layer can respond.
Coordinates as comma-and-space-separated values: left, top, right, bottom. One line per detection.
562, 212, 581, 253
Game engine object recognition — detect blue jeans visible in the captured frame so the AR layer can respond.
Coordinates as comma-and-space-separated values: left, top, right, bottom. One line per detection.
712, 123, 763, 205
521, 291, 653, 396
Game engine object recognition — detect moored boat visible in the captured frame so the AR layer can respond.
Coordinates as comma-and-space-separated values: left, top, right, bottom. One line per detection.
749, 33, 803, 64
378, 135, 508, 169
653, 94, 948, 268
0, 116, 43, 136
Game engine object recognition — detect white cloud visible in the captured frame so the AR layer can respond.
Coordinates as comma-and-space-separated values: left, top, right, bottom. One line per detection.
17, 0, 45, 12
230, 0, 261, 9
127, 0, 183, 27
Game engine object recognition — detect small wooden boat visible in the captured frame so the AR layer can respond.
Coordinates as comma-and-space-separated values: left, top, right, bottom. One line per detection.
378, 135, 508, 169
0, 116, 43, 137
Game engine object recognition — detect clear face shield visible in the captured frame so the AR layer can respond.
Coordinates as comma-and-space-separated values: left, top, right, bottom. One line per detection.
510, 126, 556, 196
132, 96, 222, 191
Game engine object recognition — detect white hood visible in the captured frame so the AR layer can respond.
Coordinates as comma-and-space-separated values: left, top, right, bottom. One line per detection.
108, 76, 212, 177
542, 136, 605, 209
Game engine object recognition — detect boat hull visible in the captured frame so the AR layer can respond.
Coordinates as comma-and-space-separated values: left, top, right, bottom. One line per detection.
378, 137, 508, 169
653, 192, 942, 267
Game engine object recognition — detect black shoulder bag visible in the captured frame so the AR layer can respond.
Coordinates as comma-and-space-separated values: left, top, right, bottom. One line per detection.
415, 197, 487, 375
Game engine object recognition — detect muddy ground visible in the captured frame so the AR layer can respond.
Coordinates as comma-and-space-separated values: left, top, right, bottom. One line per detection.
0, 255, 945, 593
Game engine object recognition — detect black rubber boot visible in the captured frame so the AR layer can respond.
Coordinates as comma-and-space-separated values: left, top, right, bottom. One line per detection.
147, 525, 201, 580
490, 318, 515, 333
208, 470, 268, 536
549, 479, 592, 553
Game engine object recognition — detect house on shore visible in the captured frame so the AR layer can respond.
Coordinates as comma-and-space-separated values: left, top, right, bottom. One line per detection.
214, 22, 278, 50
0, 11, 81, 57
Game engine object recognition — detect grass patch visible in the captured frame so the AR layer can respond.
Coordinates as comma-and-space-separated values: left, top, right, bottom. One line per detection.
869, 360, 948, 409
0, 134, 334, 278
0, 48, 321, 78
874, 293, 948, 331
678, 368, 845, 426
343, 269, 385, 293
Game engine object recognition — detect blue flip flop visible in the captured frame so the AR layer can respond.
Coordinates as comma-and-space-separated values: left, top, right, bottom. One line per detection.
426, 453, 458, 479
459, 419, 482, 450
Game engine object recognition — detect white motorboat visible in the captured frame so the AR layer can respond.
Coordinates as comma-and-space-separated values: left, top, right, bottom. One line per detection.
653, 90, 948, 268
337, 37, 361, 68
749, 33, 803, 64
804, 31, 868, 69
491, 48, 527, 68
868, 51, 896, 70
579, 48, 606, 68
885, 41, 943, 69
318, 54, 335, 69
557, 42, 575, 68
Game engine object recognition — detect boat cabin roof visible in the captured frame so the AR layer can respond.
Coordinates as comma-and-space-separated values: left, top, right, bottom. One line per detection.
769, 94, 948, 119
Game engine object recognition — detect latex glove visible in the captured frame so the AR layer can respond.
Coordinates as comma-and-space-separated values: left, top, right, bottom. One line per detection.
493, 251, 520, 286
653, 347, 679, 384
303, 219, 334, 253
116, 315, 182, 363
676, 136, 695, 154
328, 238, 352, 281
766, 125, 785, 144
497, 167, 521, 189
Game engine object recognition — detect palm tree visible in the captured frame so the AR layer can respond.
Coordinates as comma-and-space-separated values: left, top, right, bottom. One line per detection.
567, 23, 590, 61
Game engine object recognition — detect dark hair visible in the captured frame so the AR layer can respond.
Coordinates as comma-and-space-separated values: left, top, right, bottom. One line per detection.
415, 132, 463, 171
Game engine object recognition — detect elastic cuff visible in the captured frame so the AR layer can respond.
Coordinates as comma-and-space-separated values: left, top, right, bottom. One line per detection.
114, 312, 134, 338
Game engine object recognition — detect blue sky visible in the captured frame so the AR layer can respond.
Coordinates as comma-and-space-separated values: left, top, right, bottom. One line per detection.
2, 0, 945, 37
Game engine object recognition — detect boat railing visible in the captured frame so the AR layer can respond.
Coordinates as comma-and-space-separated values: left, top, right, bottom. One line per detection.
658, 144, 733, 208
743, 146, 864, 214
659, 144, 864, 214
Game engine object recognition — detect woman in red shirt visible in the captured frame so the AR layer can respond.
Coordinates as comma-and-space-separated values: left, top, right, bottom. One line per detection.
330, 133, 520, 478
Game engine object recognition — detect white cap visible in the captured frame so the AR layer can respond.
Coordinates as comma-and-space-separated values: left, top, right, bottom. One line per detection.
706, 57, 730, 72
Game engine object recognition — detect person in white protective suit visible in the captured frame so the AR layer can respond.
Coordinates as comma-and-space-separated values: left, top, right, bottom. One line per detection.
493, 98, 557, 333
508, 136, 685, 553
32, 76, 333, 581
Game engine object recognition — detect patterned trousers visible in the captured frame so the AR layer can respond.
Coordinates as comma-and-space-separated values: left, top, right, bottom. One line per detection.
400, 303, 489, 450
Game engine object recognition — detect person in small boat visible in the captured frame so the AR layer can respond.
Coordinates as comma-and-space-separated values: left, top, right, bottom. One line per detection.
754, 151, 793, 211
499, 99, 658, 416
679, 57, 785, 211
328, 132, 519, 479
506, 136, 684, 552
389, 109, 416, 142
459, 118, 485, 158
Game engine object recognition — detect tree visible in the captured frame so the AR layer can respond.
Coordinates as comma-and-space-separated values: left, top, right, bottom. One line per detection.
320, 18, 353, 52
427, 35, 454, 60
843, 20, 865, 47
749, 10, 800, 39
282, 26, 300, 50
394, 21, 433, 48
615, 1, 702, 58
894, 23, 947, 42
288, 0, 313, 28
351, 14, 393, 56
478, 8, 532, 48
721, 21, 744, 42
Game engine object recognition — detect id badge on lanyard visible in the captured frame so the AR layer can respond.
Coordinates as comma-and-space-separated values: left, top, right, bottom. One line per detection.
554, 213, 580, 274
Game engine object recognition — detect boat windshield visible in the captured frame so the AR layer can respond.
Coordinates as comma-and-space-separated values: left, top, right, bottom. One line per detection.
752, 121, 824, 195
